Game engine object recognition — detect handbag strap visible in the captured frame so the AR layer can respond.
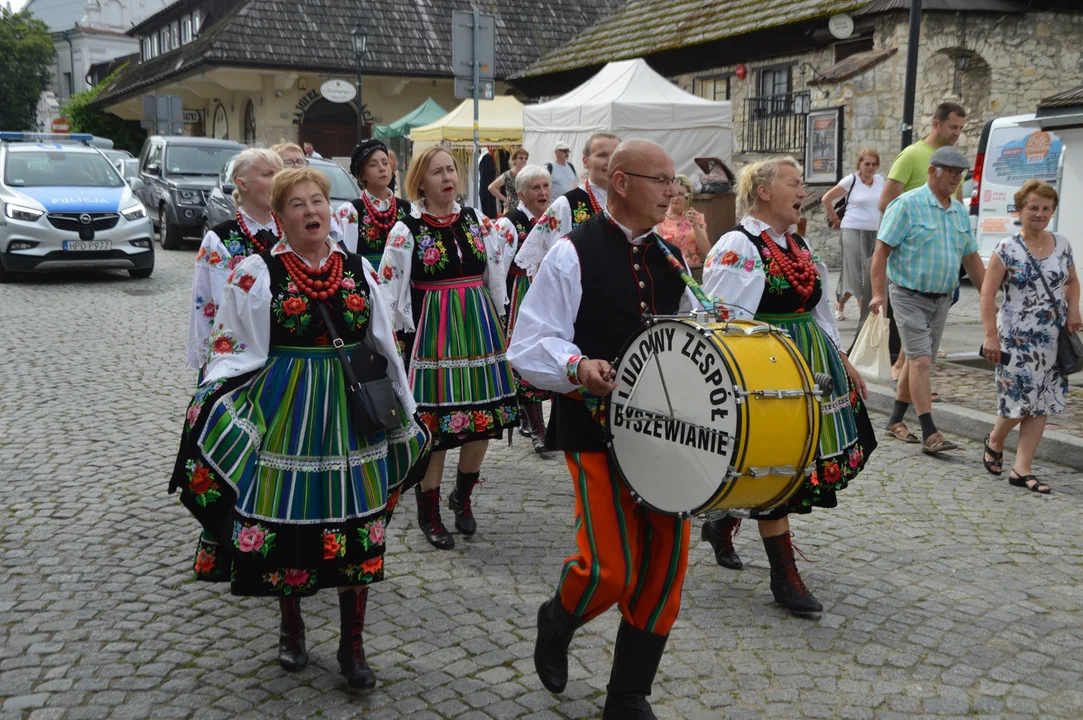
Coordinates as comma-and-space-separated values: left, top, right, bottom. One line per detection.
315, 300, 363, 390
1015, 234, 1065, 330
845, 174, 858, 199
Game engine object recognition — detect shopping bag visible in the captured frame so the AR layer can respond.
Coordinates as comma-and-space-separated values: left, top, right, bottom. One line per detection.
849, 311, 892, 382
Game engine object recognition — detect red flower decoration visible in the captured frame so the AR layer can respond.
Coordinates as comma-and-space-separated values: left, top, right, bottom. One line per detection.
282, 296, 307, 316
202, 301, 217, 318
360, 556, 383, 574
345, 293, 366, 312
720, 250, 740, 266
381, 265, 393, 280
313, 333, 330, 346
212, 336, 234, 355
237, 274, 256, 293
207, 251, 222, 266
189, 464, 214, 494
194, 550, 216, 574
323, 534, 342, 560
824, 462, 840, 485
472, 411, 490, 431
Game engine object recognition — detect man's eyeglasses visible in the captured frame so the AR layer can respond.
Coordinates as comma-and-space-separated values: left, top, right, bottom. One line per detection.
623, 172, 681, 188
283, 158, 309, 168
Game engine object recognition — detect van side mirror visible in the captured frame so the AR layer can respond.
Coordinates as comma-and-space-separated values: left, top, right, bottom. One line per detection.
145, 164, 160, 176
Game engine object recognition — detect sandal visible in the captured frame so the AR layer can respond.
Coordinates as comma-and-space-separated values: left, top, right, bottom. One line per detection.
921, 432, 959, 454
1009, 472, 1051, 494
982, 434, 1003, 475
887, 422, 920, 443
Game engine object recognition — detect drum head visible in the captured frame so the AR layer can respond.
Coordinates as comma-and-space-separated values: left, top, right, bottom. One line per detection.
607, 319, 741, 515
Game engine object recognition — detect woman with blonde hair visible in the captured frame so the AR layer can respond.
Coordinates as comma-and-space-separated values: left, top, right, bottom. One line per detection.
700, 157, 876, 615
379, 146, 518, 549
655, 173, 709, 264
170, 167, 428, 691
271, 142, 308, 168
981, 179, 1080, 492
187, 147, 284, 372
822, 147, 885, 326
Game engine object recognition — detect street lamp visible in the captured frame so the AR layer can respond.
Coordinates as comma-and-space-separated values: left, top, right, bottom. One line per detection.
351, 22, 367, 145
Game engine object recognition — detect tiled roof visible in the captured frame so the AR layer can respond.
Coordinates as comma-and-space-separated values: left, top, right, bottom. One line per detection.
1039, 86, 1083, 109
24, 0, 87, 32
94, 0, 624, 106
808, 48, 898, 85
855, 0, 1028, 13
513, 0, 869, 79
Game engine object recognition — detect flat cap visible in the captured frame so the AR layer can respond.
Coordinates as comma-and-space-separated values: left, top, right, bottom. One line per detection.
929, 146, 970, 170
554, 141, 571, 151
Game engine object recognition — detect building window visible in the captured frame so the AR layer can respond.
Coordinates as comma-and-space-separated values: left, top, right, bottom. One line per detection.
743, 64, 808, 155
694, 75, 730, 102
243, 100, 256, 144
834, 37, 874, 63
151, 34, 159, 56
213, 103, 228, 140
142, 37, 151, 60
170, 21, 179, 49
160, 27, 169, 52
62, 72, 73, 98
759, 65, 792, 99
192, 8, 202, 35
181, 16, 191, 44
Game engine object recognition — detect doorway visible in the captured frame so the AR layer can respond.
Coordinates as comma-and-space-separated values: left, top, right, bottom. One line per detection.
299, 98, 365, 158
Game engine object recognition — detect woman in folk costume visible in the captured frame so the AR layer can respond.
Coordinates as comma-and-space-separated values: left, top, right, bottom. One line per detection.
514, 132, 620, 278
169, 167, 428, 691
700, 158, 876, 615
187, 148, 284, 373
493, 164, 552, 453
379, 147, 518, 550
337, 139, 412, 266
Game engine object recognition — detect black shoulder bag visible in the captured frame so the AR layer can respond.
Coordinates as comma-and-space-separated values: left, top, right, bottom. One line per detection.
832, 174, 858, 222
315, 301, 405, 434
1016, 236, 1083, 376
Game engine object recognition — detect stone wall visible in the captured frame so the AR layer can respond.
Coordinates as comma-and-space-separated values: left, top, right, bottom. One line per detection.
673, 10, 1083, 267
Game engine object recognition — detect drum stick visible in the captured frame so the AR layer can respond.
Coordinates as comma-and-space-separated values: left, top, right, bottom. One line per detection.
655, 240, 717, 314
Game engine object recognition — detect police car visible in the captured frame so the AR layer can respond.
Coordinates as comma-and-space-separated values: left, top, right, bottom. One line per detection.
0, 132, 154, 282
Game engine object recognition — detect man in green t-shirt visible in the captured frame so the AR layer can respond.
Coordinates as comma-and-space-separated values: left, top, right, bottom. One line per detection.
879, 102, 967, 210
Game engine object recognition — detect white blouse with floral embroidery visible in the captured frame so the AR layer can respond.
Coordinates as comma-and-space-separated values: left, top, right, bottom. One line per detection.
701, 216, 845, 352
515, 184, 608, 278
186, 209, 279, 370
335, 190, 393, 254
376, 201, 509, 333
201, 238, 416, 417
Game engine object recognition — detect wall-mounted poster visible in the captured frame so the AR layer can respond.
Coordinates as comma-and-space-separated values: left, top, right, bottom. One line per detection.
805, 107, 843, 184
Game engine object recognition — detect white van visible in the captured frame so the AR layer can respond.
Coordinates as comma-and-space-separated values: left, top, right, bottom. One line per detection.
972, 110, 1083, 263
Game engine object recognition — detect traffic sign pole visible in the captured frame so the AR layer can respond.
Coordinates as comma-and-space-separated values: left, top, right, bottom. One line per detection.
472, 7, 480, 208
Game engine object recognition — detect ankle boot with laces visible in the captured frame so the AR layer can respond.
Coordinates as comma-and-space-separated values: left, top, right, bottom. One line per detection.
701, 516, 743, 570
762, 532, 822, 615
337, 588, 376, 691
447, 470, 481, 536
414, 484, 454, 549
523, 403, 548, 454
277, 596, 308, 672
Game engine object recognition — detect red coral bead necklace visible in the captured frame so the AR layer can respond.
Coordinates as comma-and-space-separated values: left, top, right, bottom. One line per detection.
584, 179, 602, 215
236, 208, 280, 253
361, 189, 398, 231
761, 230, 817, 306
279, 247, 345, 301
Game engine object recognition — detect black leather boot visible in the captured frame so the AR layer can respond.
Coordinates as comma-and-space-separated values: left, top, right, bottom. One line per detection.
415, 485, 454, 549
518, 401, 533, 438
523, 402, 548, 454
277, 596, 308, 672
447, 470, 480, 536
533, 594, 584, 693
337, 588, 377, 691
762, 532, 823, 615
701, 516, 744, 570
601, 620, 668, 719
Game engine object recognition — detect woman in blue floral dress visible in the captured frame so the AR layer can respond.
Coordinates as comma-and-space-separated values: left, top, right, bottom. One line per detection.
981, 180, 1080, 493
170, 167, 428, 692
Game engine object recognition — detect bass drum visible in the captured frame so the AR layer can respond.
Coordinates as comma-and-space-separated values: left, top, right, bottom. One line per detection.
606, 317, 821, 516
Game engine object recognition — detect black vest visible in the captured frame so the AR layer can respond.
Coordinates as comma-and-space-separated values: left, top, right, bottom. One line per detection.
549, 214, 688, 452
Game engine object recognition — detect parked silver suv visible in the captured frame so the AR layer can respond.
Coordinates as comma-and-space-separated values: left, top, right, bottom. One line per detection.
0, 132, 154, 282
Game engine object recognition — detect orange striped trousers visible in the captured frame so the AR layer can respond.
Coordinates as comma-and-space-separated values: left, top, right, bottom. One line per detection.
557, 451, 690, 636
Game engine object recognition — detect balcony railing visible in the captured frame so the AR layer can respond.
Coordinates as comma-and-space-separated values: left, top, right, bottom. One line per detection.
742, 91, 811, 155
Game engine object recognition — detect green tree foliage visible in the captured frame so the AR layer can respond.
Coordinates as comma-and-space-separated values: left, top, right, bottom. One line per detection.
61, 66, 146, 155
0, 8, 55, 131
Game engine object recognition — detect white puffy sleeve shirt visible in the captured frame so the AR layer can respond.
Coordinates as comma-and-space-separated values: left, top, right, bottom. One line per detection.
514, 185, 605, 278
701, 216, 845, 352
508, 223, 697, 394
201, 240, 415, 416
376, 201, 508, 333
185, 210, 279, 369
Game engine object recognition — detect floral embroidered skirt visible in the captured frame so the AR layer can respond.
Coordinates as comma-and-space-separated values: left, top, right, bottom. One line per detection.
410, 278, 519, 450
506, 272, 550, 405
749, 312, 876, 519
170, 345, 427, 596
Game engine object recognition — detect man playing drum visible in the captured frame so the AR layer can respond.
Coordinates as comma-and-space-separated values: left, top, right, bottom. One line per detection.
508, 139, 697, 719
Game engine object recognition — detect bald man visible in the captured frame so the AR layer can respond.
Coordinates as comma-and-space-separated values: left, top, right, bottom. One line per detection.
508, 139, 694, 718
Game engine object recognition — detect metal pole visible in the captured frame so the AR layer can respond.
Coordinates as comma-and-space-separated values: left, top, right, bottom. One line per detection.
900, 0, 922, 150
472, 7, 480, 208
356, 52, 363, 146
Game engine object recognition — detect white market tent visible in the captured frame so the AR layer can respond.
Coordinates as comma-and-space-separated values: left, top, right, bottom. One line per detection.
522, 58, 733, 179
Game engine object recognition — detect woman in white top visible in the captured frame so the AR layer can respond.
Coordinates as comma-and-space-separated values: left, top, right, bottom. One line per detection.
822, 148, 885, 329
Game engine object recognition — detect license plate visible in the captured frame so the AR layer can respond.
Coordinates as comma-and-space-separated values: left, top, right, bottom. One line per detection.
63, 240, 111, 251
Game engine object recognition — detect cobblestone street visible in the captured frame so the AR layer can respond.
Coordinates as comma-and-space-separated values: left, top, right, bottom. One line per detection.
2, 249, 1083, 720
